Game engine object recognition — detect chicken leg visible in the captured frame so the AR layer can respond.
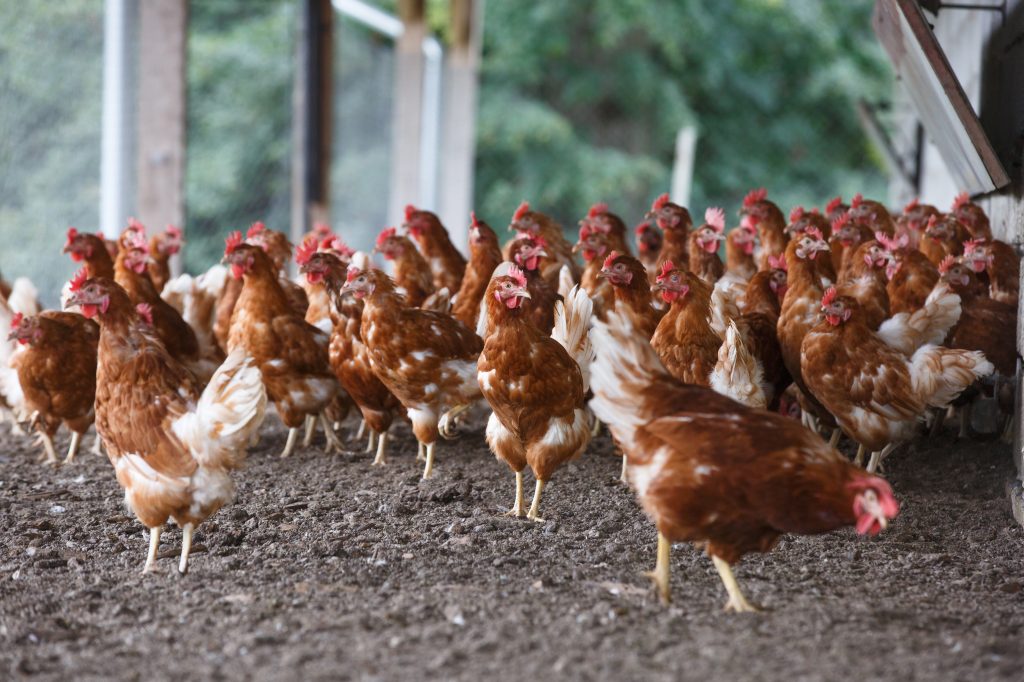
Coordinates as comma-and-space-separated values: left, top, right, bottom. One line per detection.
712, 555, 759, 612
526, 479, 546, 522
416, 441, 425, 462
178, 523, 194, 575
365, 430, 377, 454
422, 442, 437, 479
143, 526, 162, 574
355, 418, 366, 442
853, 443, 865, 468
866, 442, 896, 474
505, 471, 525, 517
280, 427, 300, 458
64, 432, 81, 465
91, 435, 104, 457
619, 455, 628, 484
828, 428, 841, 448
37, 432, 58, 466
644, 531, 671, 603
320, 413, 344, 454
302, 414, 317, 448
371, 430, 389, 466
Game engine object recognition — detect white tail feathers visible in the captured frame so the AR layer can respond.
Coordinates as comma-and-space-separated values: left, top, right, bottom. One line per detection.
7, 278, 40, 316
162, 264, 229, 362
557, 264, 574, 301
877, 282, 961, 356
710, 321, 766, 408
171, 350, 267, 470
908, 344, 993, 409
709, 282, 742, 340
551, 285, 594, 392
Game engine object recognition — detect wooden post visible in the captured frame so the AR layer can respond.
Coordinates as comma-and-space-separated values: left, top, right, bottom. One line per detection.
388, 0, 427, 226
291, 0, 335, 246
670, 127, 698, 209
136, 0, 187, 272
438, 0, 482, 250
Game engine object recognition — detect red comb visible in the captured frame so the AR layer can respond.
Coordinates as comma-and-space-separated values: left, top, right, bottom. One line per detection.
404, 204, 417, 223
743, 188, 767, 208
705, 207, 725, 232
850, 193, 863, 209
657, 260, 675, 281
768, 254, 787, 271
789, 206, 804, 224
322, 236, 354, 258
126, 217, 145, 233
470, 211, 481, 227
295, 236, 318, 266
602, 250, 620, 270
64, 227, 80, 249
69, 267, 89, 292
513, 200, 530, 223
224, 231, 244, 254
825, 196, 843, 215
821, 286, 837, 307
345, 267, 362, 284
587, 202, 608, 219
376, 226, 397, 248
135, 303, 153, 326
951, 192, 970, 211
634, 220, 651, 234
312, 222, 332, 237
506, 264, 527, 289
963, 238, 986, 254
938, 255, 957, 274
10, 312, 23, 331
651, 193, 670, 212
246, 222, 266, 239
903, 198, 919, 213
831, 211, 851, 232
805, 226, 823, 240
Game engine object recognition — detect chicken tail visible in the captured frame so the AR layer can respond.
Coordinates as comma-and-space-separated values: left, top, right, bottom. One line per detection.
709, 282, 741, 340
908, 344, 994, 409
710, 321, 767, 408
551, 284, 594, 391
876, 282, 961, 356
162, 264, 228, 365
557, 264, 574, 301
171, 349, 268, 470
6, 278, 40, 316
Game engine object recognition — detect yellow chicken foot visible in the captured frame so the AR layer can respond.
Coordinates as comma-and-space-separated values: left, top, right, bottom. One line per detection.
422, 442, 436, 479
178, 523, 194, 575
504, 471, 525, 517
38, 432, 58, 466
302, 414, 317, 448
643, 531, 672, 603
438, 404, 471, 439
866, 442, 896, 474
280, 427, 300, 458
526, 479, 546, 522
365, 429, 377, 453
371, 430, 389, 466
321, 413, 344, 454
64, 432, 81, 465
712, 555, 760, 613
143, 526, 162, 574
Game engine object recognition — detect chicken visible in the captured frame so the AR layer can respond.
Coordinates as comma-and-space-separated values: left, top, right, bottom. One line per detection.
66, 274, 267, 574
221, 232, 343, 457
574, 224, 615, 315
600, 252, 663, 339
961, 238, 1019, 306
501, 234, 561, 336
787, 206, 832, 241
244, 222, 310, 317
920, 214, 967, 267
63, 227, 116, 279
342, 267, 482, 478
940, 257, 1016, 377
846, 193, 896, 236
739, 188, 787, 271
877, 232, 940, 315
507, 201, 581, 287
404, 205, 467, 293
824, 196, 848, 223
0, 279, 42, 433
709, 321, 767, 408
302, 235, 354, 333
634, 220, 663, 282
580, 202, 631, 255
802, 287, 990, 472
646, 193, 691, 270
451, 213, 503, 330
837, 240, 891, 330
737, 256, 791, 408
688, 207, 726, 283
724, 219, 757, 282
895, 198, 939, 250
950, 192, 993, 241
650, 264, 720, 386
741, 255, 788, 312
7, 304, 99, 465
297, 250, 403, 464
478, 264, 592, 520
589, 310, 900, 608
830, 212, 876, 282
373, 226, 435, 308
147, 225, 183, 294
161, 265, 229, 368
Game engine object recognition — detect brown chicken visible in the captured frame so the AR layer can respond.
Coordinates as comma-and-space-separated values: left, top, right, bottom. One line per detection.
63, 227, 116, 279
404, 205, 466, 293
724, 220, 757, 282
589, 310, 899, 608
650, 264, 720, 386
647, 193, 691, 270
574, 224, 615, 315
67, 274, 266, 574
222, 232, 343, 457
341, 267, 482, 478
507, 201, 581, 287
8, 303, 98, 465
688, 207, 726, 283
920, 214, 967, 267
847, 193, 896, 236
895, 198, 939, 250
824, 196, 848, 224
478, 264, 592, 520
837, 240, 891, 330
580, 202, 631, 255
635, 220, 663, 282
876, 231, 940, 315
950, 192, 993, 241
373, 227, 435, 308
830, 212, 875, 283
451, 213, 503, 331
740, 188, 787, 271
147, 225, 183, 294
939, 257, 1016, 377
961, 238, 1019, 306
245, 222, 309, 317
600, 252, 663, 339
298, 250, 403, 464
501, 234, 561, 336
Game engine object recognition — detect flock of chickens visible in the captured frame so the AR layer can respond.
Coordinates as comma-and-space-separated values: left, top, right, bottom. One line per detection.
0, 189, 1016, 611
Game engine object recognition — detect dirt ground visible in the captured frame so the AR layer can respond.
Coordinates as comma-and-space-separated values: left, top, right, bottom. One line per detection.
1, 412, 1022, 682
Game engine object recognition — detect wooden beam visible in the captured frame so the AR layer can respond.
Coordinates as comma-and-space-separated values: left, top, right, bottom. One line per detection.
136, 0, 187, 265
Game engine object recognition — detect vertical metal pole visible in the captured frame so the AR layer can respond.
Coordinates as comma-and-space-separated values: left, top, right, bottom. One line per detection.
100, 0, 131, 237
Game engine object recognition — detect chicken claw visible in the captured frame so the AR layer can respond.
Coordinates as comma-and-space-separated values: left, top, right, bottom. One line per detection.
644, 532, 671, 603
504, 471, 526, 517
525, 479, 546, 522
143, 526, 162, 574
438, 404, 471, 439
280, 427, 300, 458
37, 431, 59, 467
64, 432, 81, 465
320, 413, 344, 454
371, 430, 389, 466
712, 555, 760, 613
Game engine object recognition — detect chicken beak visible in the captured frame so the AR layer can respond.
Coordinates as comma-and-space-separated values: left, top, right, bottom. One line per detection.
517, 288, 532, 300
6, 330, 19, 342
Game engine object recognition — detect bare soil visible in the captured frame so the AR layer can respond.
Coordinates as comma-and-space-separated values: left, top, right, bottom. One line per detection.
1, 414, 1022, 681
